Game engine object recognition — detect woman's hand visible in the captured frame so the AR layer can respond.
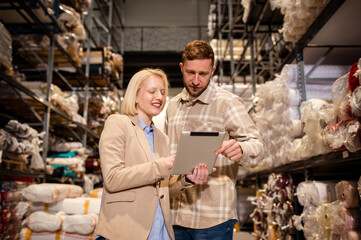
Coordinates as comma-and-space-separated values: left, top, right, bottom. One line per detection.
186, 164, 215, 184
165, 155, 175, 170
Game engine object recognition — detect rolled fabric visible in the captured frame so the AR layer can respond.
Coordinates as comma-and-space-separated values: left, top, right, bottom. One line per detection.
330, 206, 361, 235
62, 213, 98, 234
340, 230, 361, 240
310, 181, 337, 206
289, 119, 303, 138
296, 181, 314, 206
331, 234, 341, 240
336, 181, 360, 208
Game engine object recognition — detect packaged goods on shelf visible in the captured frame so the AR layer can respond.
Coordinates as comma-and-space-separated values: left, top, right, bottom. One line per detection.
89, 188, 103, 198
23, 211, 98, 235
270, 0, 331, 42
61, 197, 101, 215
14, 33, 83, 70
46, 156, 86, 172
19, 228, 96, 240
62, 213, 98, 235
293, 178, 361, 239
30, 200, 63, 213
21, 183, 83, 203
322, 59, 361, 153
0, 179, 34, 240
0, 22, 13, 75
250, 173, 296, 240
0, 120, 45, 170
58, 4, 86, 41
24, 211, 64, 232
252, 64, 351, 170
48, 138, 85, 154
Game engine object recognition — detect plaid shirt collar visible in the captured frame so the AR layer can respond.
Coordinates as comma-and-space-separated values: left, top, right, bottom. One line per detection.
179, 79, 216, 105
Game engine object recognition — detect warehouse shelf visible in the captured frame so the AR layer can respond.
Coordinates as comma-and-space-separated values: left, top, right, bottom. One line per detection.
247, 151, 361, 182
0, 71, 99, 140
0, 0, 107, 180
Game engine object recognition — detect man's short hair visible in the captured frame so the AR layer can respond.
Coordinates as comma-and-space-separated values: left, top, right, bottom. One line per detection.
182, 40, 214, 66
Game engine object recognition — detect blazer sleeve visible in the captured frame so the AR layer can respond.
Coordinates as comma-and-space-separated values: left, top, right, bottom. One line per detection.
99, 114, 171, 193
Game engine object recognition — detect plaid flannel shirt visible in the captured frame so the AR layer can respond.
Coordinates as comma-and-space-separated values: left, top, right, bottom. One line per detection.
165, 80, 265, 229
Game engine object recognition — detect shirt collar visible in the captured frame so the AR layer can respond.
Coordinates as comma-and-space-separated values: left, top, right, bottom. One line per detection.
137, 115, 154, 134
179, 79, 216, 105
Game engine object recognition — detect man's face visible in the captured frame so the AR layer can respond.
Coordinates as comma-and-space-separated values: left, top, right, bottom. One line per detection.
180, 58, 215, 97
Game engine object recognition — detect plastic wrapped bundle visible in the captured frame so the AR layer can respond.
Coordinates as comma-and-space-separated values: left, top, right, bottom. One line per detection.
21, 183, 83, 203
296, 181, 337, 206
62, 213, 98, 235
23, 211, 64, 232
30, 200, 63, 213
296, 181, 314, 206
335, 181, 360, 208
61, 197, 101, 215
340, 230, 361, 240
310, 181, 337, 206
19, 228, 96, 240
350, 86, 361, 117
89, 188, 103, 198
330, 206, 361, 235
323, 120, 361, 152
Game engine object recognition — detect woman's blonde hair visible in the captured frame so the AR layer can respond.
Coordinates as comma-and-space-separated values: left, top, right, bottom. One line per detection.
121, 68, 169, 116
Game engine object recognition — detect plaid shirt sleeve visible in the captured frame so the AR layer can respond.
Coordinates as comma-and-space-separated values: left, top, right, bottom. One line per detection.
224, 96, 265, 167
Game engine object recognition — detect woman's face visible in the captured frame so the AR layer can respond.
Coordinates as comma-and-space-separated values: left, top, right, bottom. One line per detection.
136, 75, 166, 123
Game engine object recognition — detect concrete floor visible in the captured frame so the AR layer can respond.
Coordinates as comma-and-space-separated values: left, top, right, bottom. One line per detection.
233, 231, 254, 240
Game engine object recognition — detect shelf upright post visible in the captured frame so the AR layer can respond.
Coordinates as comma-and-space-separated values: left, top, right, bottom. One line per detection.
296, 47, 307, 102
82, 0, 94, 148
227, 0, 235, 92
249, 29, 256, 97
107, 0, 113, 47
41, 36, 55, 162
217, 0, 224, 84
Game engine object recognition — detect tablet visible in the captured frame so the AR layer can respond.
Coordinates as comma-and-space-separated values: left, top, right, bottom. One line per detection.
171, 131, 226, 175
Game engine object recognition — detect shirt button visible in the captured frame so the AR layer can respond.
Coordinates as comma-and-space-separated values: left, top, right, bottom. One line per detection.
160, 195, 164, 199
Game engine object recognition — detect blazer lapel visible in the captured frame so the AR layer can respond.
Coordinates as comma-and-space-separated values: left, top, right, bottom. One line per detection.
129, 115, 155, 162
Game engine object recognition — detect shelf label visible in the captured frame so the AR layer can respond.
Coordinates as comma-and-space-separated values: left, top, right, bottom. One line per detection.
342, 150, 349, 159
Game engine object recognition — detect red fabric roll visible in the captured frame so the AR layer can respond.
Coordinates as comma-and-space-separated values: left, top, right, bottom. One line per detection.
340, 230, 361, 240
332, 207, 361, 234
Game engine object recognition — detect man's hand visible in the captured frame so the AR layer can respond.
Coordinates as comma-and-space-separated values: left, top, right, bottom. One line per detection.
186, 164, 215, 184
215, 139, 243, 161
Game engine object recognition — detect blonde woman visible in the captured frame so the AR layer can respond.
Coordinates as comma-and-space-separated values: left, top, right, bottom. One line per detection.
95, 68, 209, 240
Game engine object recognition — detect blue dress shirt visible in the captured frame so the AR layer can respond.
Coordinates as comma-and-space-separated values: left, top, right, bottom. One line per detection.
138, 116, 171, 240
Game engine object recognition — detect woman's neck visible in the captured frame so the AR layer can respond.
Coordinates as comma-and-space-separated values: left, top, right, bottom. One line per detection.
137, 113, 152, 127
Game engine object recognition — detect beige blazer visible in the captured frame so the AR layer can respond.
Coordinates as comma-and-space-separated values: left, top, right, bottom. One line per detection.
94, 114, 175, 240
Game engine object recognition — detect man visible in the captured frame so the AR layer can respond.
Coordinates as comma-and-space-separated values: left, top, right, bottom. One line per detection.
165, 40, 265, 239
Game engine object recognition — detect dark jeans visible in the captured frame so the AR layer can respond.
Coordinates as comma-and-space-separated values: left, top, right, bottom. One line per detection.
173, 219, 237, 240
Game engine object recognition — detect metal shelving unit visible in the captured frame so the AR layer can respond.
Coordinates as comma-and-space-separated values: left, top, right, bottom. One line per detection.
0, 0, 101, 177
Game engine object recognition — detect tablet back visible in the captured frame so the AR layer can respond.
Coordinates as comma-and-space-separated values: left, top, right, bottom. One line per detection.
171, 131, 226, 175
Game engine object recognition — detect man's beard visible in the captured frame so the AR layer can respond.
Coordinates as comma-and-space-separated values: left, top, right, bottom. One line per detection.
184, 79, 210, 98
